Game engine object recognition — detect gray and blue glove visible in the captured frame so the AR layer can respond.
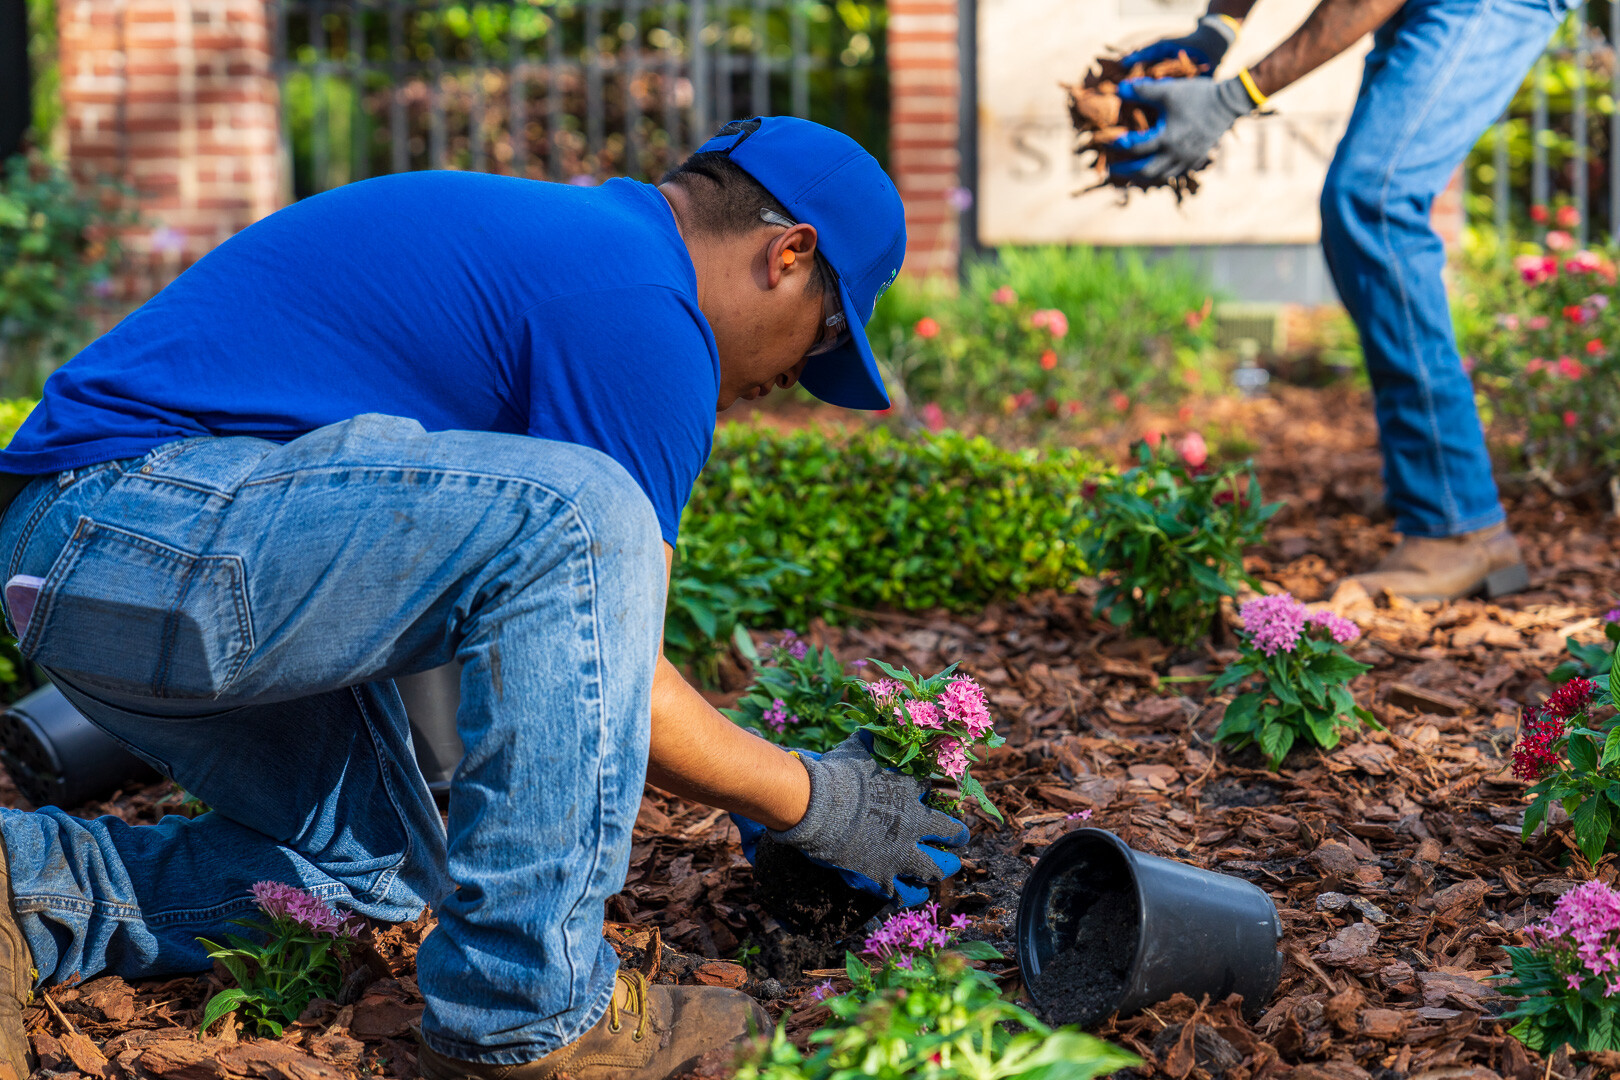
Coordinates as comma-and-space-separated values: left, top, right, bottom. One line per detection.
1117, 14, 1238, 73
732, 733, 969, 908
1108, 75, 1259, 184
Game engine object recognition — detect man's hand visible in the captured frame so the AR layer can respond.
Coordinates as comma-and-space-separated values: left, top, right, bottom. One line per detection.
1108, 76, 1258, 184
754, 734, 968, 905
1118, 13, 1239, 73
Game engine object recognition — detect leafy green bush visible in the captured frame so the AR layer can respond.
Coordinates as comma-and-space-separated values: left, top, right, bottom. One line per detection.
867, 246, 1221, 424
736, 905, 1137, 1080
682, 424, 1103, 628
665, 533, 806, 687
1213, 593, 1375, 770
1082, 439, 1274, 646
0, 155, 136, 395
1551, 611, 1620, 685
723, 632, 861, 752
1458, 234, 1620, 485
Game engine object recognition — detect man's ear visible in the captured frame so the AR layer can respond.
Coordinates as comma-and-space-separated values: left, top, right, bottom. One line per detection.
767, 223, 818, 289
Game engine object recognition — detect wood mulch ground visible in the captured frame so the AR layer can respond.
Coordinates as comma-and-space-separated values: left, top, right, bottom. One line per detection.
16, 384, 1620, 1080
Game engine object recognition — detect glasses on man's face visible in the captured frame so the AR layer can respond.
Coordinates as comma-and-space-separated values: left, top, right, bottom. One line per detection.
759, 208, 850, 358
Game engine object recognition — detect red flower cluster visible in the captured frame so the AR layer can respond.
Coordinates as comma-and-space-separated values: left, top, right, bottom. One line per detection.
1512, 679, 1598, 781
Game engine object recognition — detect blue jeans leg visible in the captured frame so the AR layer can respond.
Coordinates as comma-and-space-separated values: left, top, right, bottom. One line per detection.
0, 414, 666, 1064
1320, 0, 1564, 537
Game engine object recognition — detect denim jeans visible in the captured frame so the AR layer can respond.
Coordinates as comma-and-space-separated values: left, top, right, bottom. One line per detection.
0, 414, 666, 1064
1321, 0, 1569, 537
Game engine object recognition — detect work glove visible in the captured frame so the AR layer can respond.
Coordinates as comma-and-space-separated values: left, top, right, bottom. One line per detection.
1108, 75, 1260, 184
732, 734, 969, 907
1118, 13, 1238, 72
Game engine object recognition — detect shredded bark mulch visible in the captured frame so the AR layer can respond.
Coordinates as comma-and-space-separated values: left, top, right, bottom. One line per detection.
14, 384, 1620, 1080
1066, 54, 1206, 199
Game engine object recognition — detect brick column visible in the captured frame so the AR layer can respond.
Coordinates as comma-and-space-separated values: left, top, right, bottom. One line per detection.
889, 0, 962, 277
59, 0, 283, 288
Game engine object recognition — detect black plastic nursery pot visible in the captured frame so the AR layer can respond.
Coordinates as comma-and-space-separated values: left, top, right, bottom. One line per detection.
0, 684, 160, 808
394, 663, 465, 808
1016, 827, 1282, 1029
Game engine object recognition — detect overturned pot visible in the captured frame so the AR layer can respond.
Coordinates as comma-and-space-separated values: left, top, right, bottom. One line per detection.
1016, 828, 1282, 1028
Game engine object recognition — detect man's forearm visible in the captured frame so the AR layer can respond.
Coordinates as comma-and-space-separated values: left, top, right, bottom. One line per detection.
645, 655, 811, 830
1248, 0, 1404, 97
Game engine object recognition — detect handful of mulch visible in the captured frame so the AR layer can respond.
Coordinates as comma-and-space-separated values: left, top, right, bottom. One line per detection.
1064, 52, 1205, 198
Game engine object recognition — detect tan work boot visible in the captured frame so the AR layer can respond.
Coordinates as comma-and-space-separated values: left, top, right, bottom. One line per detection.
1342, 523, 1529, 603
0, 839, 35, 1080
416, 970, 771, 1080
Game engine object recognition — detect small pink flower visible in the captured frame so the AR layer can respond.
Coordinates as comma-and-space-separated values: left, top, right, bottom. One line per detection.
1547, 230, 1576, 252
920, 402, 946, 432
1565, 410, 1579, 428
1529, 315, 1551, 330
934, 737, 969, 780
1110, 392, 1130, 413
1065, 809, 1093, 822
1557, 205, 1582, 228
1559, 356, 1586, 380
899, 699, 944, 729
939, 676, 993, 739
1587, 338, 1605, 356
1177, 431, 1208, 469
1497, 313, 1520, 330
914, 317, 940, 339
1527, 357, 1548, 373
992, 286, 1017, 306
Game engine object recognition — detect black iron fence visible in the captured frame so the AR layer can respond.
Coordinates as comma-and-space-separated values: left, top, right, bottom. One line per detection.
272, 0, 888, 199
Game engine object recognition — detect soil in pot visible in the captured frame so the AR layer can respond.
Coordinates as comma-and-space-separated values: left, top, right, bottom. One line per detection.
751, 833, 890, 943
1029, 875, 1139, 1028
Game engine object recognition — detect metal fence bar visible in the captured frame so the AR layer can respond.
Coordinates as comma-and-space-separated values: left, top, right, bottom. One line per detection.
626, 0, 644, 176
750, 0, 767, 115
586, 0, 604, 166
310, 0, 330, 190
1573, 4, 1588, 246
1531, 55, 1548, 233
509, 4, 526, 175
1493, 110, 1508, 256
470, 3, 488, 173
790, 0, 806, 118
388, 0, 407, 172
689, 0, 709, 143
429, 0, 448, 168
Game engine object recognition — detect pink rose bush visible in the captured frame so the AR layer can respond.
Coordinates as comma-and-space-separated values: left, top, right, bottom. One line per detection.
1496, 879, 1620, 1051
851, 661, 1005, 822
1465, 236, 1620, 484
1213, 592, 1375, 769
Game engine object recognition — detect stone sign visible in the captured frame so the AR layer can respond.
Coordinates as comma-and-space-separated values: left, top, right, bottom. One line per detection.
977, 0, 1372, 246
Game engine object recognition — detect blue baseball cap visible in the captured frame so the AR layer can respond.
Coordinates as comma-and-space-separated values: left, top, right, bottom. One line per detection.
695, 117, 906, 410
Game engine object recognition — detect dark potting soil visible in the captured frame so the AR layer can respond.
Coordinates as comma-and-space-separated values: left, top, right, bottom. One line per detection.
1202, 776, 1285, 809
752, 833, 889, 944
1029, 882, 1139, 1028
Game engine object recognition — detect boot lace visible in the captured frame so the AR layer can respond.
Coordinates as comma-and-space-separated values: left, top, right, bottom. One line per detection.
605, 970, 651, 1042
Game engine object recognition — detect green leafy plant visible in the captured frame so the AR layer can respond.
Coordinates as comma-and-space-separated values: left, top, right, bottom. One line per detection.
1213, 592, 1376, 770
1082, 439, 1275, 647
1493, 879, 1620, 1053
842, 661, 1004, 823
736, 905, 1138, 1080
1551, 609, 1620, 685
665, 533, 807, 688
1513, 668, 1620, 866
866, 246, 1221, 425
0, 155, 136, 396
683, 424, 1104, 628
722, 631, 862, 753
197, 882, 361, 1037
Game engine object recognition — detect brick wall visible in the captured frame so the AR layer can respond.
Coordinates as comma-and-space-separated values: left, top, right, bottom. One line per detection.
888, 0, 963, 277
59, 0, 282, 289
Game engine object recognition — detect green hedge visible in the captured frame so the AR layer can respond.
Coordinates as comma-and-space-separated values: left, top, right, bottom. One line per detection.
678, 424, 1104, 629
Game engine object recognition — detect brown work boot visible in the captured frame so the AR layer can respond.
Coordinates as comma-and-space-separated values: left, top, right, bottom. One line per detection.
416, 970, 771, 1080
1341, 523, 1529, 603
0, 838, 35, 1080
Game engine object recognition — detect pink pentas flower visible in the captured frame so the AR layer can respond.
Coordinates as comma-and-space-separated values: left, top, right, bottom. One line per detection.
1547, 230, 1575, 252
939, 676, 993, 739
1238, 593, 1309, 657
1605, 608, 1620, 624
1529, 315, 1552, 331
899, 699, 944, 730
934, 736, 969, 780
1524, 880, 1620, 988
762, 698, 792, 732
861, 902, 956, 961
865, 679, 904, 710
920, 402, 947, 432
992, 286, 1017, 306
1306, 609, 1361, 645
251, 882, 360, 938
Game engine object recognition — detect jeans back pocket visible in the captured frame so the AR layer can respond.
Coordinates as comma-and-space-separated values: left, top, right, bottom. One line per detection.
22, 517, 254, 699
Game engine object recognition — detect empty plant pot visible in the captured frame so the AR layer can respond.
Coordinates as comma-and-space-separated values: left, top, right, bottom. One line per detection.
1016, 827, 1282, 1028
0, 685, 160, 808
395, 664, 464, 808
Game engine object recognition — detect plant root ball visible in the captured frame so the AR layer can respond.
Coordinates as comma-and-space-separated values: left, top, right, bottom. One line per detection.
1064, 52, 1206, 200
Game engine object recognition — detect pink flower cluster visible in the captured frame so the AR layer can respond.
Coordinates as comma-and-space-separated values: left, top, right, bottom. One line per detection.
1030, 309, 1069, 339
861, 902, 970, 962
934, 737, 969, 780
762, 698, 798, 733
1517, 254, 1559, 286
1238, 593, 1360, 656
939, 676, 993, 738
899, 700, 943, 729
866, 679, 904, 710
771, 630, 809, 662
251, 881, 361, 938
1525, 880, 1620, 995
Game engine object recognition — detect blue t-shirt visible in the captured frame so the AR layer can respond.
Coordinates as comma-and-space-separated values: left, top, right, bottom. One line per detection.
0, 172, 719, 545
